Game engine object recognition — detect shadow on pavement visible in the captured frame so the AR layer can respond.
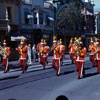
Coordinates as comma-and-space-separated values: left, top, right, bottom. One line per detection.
8, 99, 17, 100
84, 72, 98, 78
84, 67, 91, 70
0, 76, 19, 81
62, 70, 75, 75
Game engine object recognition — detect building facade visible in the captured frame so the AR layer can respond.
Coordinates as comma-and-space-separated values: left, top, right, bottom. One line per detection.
20, 0, 33, 41
0, 0, 20, 43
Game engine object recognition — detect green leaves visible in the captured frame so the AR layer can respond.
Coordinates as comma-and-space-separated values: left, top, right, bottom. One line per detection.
57, 0, 84, 34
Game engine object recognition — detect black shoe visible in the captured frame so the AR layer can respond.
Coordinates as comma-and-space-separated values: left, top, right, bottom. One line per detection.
25, 64, 28, 71
4, 70, 8, 73
22, 71, 25, 74
78, 77, 81, 79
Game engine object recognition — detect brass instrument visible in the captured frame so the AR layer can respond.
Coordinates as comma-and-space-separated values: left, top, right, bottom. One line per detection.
51, 44, 57, 51
38, 46, 44, 57
95, 47, 98, 55
90, 45, 93, 54
0, 45, 8, 58
74, 39, 81, 57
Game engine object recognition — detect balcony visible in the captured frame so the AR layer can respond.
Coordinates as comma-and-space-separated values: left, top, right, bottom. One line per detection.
0, 19, 8, 30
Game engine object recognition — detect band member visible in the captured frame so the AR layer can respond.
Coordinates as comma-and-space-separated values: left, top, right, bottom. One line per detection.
37, 39, 44, 66
94, 38, 98, 67
94, 42, 100, 73
74, 40, 80, 71
68, 38, 75, 64
16, 39, 28, 73
88, 38, 96, 67
40, 40, 50, 69
2, 40, 11, 73
73, 37, 78, 64
37, 39, 44, 62
76, 42, 86, 79
59, 39, 65, 65
51, 36, 61, 76
44, 40, 50, 65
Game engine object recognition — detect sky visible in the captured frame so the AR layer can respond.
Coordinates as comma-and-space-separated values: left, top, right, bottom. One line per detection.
94, 0, 100, 11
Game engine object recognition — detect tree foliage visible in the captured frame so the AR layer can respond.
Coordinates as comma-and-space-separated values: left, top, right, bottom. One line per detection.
57, 0, 85, 34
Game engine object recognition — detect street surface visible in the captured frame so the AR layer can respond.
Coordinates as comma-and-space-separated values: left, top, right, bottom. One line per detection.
0, 54, 100, 100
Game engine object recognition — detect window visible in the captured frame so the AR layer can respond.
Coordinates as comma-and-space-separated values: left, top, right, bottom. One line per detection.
39, 13, 43, 24
34, 12, 37, 24
7, 7, 12, 21
46, 15, 50, 26
24, 11, 30, 24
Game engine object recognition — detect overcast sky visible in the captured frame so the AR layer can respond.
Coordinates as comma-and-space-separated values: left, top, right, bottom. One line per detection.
94, 0, 100, 11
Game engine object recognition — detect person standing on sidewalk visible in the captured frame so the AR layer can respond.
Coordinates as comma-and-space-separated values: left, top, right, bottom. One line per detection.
2, 40, 11, 73
32, 44, 36, 62
16, 39, 28, 74
27, 43, 32, 64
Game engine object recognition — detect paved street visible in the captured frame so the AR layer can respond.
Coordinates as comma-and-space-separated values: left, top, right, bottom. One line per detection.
0, 55, 100, 100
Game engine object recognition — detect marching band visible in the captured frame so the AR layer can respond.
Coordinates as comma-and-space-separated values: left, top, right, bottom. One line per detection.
0, 36, 100, 79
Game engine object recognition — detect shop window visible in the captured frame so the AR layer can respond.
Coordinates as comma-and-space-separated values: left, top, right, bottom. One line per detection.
46, 15, 50, 26
39, 13, 43, 24
24, 11, 30, 24
34, 12, 37, 24
7, 7, 12, 21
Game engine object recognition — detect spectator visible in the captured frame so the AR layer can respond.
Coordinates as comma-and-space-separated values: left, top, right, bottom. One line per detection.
27, 44, 32, 64
32, 44, 36, 62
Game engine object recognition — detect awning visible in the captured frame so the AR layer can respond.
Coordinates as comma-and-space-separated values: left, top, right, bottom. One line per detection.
11, 36, 27, 41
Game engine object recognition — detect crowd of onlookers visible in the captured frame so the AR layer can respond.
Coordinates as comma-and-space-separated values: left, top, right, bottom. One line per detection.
27, 44, 37, 64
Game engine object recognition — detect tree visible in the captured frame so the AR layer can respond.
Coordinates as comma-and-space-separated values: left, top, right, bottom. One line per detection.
57, 0, 84, 34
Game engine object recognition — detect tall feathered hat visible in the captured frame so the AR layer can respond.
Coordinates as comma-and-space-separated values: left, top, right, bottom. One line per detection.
74, 37, 77, 41
20, 39, 25, 44
60, 38, 62, 44
70, 38, 73, 43
95, 38, 98, 42
53, 36, 57, 43
41, 39, 44, 44
90, 37, 93, 43
44, 39, 46, 44
3, 40, 6, 45
79, 37, 82, 41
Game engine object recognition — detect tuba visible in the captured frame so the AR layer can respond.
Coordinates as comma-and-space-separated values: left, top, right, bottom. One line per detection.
0, 45, 8, 57
74, 39, 81, 57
